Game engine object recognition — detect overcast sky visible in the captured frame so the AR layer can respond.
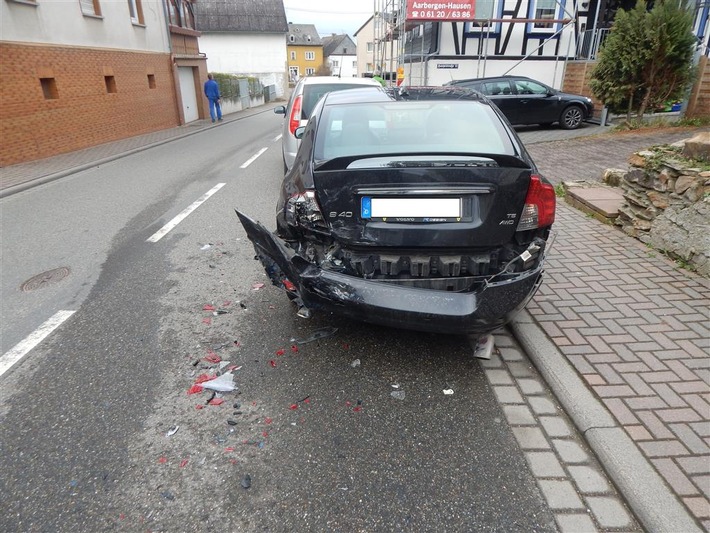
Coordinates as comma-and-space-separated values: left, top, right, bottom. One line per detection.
282, 0, 376, 40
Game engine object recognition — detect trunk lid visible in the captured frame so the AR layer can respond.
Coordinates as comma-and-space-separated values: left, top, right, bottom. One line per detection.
312, 157, 531, 248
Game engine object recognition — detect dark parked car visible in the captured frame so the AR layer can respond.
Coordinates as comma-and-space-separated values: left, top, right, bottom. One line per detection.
237, 86, 556, 335
445, 76, 594, 129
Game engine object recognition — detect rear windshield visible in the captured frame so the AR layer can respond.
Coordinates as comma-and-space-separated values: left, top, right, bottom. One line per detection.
314, 101, 515, 161
302, 84, 373, 118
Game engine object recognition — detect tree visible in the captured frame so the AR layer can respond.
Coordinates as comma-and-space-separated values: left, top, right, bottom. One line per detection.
590, 0, 696, 120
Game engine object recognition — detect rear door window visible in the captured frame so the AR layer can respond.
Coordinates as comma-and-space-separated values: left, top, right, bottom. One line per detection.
481, 81, 512, 96
302, 84, 374, 118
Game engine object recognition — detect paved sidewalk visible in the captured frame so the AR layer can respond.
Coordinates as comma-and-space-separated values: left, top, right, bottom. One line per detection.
1, 112, 708, 530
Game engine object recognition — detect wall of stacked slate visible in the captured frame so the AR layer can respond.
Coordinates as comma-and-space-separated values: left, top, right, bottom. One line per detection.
610, 134, 710, 277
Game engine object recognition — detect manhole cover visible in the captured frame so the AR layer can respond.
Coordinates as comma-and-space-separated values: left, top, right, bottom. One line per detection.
21, 267, 71, 292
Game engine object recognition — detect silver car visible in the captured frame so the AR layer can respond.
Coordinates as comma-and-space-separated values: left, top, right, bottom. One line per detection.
275, 76, 381, 172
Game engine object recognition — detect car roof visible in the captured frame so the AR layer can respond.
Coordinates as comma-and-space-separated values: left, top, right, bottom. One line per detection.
322, 85, 486, 106
297, 76, 381, 87
448, 75, 531, 84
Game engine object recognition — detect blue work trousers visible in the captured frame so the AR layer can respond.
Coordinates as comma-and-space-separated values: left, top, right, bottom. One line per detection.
208, 98, 222, 121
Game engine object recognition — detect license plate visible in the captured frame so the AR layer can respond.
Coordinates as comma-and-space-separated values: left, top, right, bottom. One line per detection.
361, 197, 462, 221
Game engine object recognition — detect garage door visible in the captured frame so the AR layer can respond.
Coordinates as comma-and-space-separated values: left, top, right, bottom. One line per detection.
178, 67, 199, 123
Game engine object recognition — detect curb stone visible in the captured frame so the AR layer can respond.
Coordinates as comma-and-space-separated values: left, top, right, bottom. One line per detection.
510, 309, 703, 533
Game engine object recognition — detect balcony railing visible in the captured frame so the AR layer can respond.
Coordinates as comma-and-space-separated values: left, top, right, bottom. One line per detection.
577, 28, 611, 60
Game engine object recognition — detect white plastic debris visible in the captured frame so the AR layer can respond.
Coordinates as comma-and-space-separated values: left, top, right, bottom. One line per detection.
443, 389, 454, 396
390, 390, 406, 400
473, 334, 495, 360
165, 425, 179, 437
350, 359, 361, 368
201, 372, 236, 392
218, 361, 231, 370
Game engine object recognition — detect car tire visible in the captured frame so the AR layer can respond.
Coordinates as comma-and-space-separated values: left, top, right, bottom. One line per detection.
560, 106, 583, 130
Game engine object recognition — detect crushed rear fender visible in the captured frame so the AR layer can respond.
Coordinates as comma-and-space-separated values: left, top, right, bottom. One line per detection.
236, 210, 544, 335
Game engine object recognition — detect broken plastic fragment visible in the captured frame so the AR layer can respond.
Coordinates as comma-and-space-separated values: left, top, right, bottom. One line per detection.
204, 352, 221, 364
353, 406, 363, 412
443, 389, 454, 396
158, 457, 168, 464
203, 304, 216, 311
252, 282, 265, 290
390, 390, 406, 400
202, 317, 212, 325
187, 385, 204, 395
195, 404, 205, 409
195, 373, 216, 384
269, 360, 277, 368
473, 334, 495, 360
290, 345, 299, 353
289, 404, 298, 410
291, 327, 339, 345
179, 459, 189, 468
200, 243, 212, 250
241, 475, 252, 489
350, 359, 361, 368
166, 425, 179, 437
225, 447, 235, 452
208, 398, 225, 406
219, 361, 231, 370
227, 420, 238, 426
283, 279, 296, 291
160, 491, 175, 501
275, 348, 285, 356
264, 417, 273, 425
296, 306, 311, 319
201, 372, 236, 392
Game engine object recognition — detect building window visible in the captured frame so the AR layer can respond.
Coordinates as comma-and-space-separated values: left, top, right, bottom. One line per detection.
532, 0, 556, 28
352, 61, 357, 68
366, 63, 373, 72
305, 51, 315, 61
105, 75, 117, 93
331, 59, 339, 67
40, 78, 59, 100
80, 0, 101, 16
289, 35, 295, 42
147, 74, 156, 88
127, 0, 144, 24
305, 68, 315, 75
289, 66, 299, 82
290, 51, 296, 60
366, 42, 373, 52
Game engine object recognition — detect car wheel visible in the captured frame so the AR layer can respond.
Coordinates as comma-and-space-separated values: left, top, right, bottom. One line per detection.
560, 106, 583, 129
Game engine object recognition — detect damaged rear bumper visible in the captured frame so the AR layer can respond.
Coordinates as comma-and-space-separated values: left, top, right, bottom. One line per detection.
237, 211, 544, 335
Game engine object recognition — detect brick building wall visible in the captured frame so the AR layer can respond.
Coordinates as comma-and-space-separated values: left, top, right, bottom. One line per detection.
0, 42, 181, 167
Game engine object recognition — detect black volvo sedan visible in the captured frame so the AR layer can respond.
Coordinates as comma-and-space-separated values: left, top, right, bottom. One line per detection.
237, 86, 555, 334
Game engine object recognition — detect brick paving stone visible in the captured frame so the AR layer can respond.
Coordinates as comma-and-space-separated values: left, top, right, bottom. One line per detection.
512, 427, 551, 450
638, 440, 691, 457
690, 422, 710, 438
583, 374, 606, 386
595, 363, 624, 385
642, 371, 684, 383
677, 456, 710, 475
670, 380, 710, 394
567, 465, 610, 494
625, 396, 669, 410
529, 397, 558, 416
493, 386, 524, 404
518, 378, 544, 395
538, 480, 585, 510
602, 398, 641, 425
507, 361, 535, 378
539, 416, 572, 438
503, 405, 536, 426
526, 451, 566, 478
695, 475, 710, 499
498, 346, 524, 362
622, 374, 656, 396
636, 411, 677, 439
593, 385, 636, 398
656, 408, 703, 423
586, 496, 634, 529
652, 458, 701, 496
555, 513, 599, 533
669, 423, 710, 455
685, 395, 710, 419
651, 384, 689, 408
625, 425, 653, 441
683, 496, 710, 519
552, 440, 590, 464
484, 369, 513, 385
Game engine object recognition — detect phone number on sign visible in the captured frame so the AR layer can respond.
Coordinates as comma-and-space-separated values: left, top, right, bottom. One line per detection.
411, 10, 472, 18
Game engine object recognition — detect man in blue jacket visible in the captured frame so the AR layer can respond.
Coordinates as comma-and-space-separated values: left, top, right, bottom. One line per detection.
204, 73, 222, 123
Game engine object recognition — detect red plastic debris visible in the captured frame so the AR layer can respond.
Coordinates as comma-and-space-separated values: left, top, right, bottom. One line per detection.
345, 401, 352, 407
204, 352, 221, 364
342, 343, 350, 350
194, 373, 216, 384
119, 514, 126, 521
275, 348, 285, 356
269, 360, 277, 368
290, 345, 299, 353
208, 398, 224, 406
179, 459, 189, 468
203, 304, 216, 311
223, 300, 232, 307
202, 317, 212, 325
264, 417, 273, 425
224, 447, 235, 453
252, 282, 265, 290
304, 398, 311, 404
262, 431, 269, 438
158, 457, 167, 464
283, 280, 296, 291
187, 385, 204, 395
289, 404, 298, 410
226, 364, 240, 372
353, 406, 363, 412
195, 404, 205, 410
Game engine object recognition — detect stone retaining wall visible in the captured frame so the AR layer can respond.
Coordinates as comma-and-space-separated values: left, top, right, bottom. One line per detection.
611, 134, 710, 276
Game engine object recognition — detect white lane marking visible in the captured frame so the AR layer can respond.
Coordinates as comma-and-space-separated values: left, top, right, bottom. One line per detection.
273, 134, 282, 142
147, 183, 226, 243
240, 147, 268, 168
0, 310, 76, 378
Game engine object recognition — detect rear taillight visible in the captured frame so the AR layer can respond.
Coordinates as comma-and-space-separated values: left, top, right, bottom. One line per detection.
516, 175, 556, 231
285, 190, 327, 230
289, 95, 302, 135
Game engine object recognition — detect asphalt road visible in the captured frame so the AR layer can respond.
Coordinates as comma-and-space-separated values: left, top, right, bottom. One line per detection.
0, 112, 557, 531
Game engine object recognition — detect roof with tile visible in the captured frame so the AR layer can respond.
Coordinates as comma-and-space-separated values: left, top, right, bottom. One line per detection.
194, 0, 288, 33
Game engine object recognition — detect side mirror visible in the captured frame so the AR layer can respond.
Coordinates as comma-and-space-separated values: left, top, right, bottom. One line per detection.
274, 105, 286, 115
294, 126, 306, 139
